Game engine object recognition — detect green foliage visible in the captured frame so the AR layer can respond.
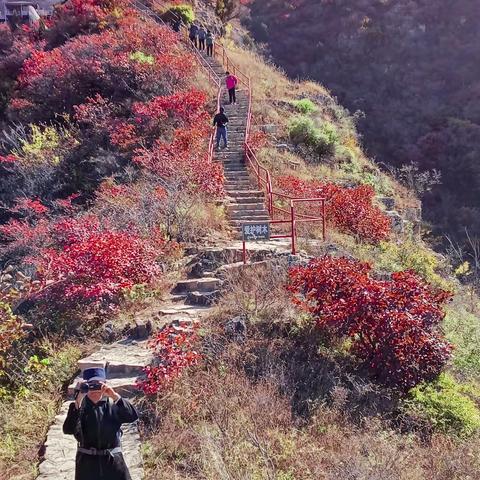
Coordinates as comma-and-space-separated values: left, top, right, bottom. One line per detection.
288, 115, 338, 159
167, 4, 195, 24
375, 240, 452, 291
444, 303, 480, 378
0, 342, 81, 474
405, 373, 480, 438
13, 125, 60, 165
292, 98, 317, 114
129, 51, 155, 65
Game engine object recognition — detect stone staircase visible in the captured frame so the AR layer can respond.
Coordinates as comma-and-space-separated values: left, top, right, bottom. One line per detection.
35, 239, 299, 480
202, 53, 270, 237
37, 341, 149, 480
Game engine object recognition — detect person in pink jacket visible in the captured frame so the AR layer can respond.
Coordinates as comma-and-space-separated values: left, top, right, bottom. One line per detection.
225, 71, 238, 105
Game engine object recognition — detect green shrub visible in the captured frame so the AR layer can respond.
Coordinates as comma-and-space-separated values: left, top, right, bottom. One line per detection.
404, 373, 480, 437
375, 240, 452, 291
292, 98, 317, 115
288, 116, 337, 159
288, 115, 317, 145
165, 4, 195, 24
129, 51, 155, 65
444, 303, 480, 377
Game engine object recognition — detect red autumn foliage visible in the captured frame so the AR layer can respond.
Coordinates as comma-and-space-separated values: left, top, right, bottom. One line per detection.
134, 129, 225, 197
11, 19, 195, 123
138, 326, 201, 395
133, 89, 208, 125
45, 0, 131, 48
33, 229, 164, 306
288, 256, 453, 390
276, 175, 391, 243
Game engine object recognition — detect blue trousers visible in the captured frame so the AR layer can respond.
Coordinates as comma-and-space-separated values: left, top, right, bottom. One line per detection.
216, 127, 227, 148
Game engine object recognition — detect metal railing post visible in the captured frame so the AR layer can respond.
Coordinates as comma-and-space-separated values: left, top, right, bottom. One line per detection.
322, 199, 327, 241
291, 201, 296, 255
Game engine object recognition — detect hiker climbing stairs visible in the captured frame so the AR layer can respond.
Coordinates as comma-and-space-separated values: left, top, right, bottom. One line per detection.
128, 2, 271, 236
202, 53, 270, 235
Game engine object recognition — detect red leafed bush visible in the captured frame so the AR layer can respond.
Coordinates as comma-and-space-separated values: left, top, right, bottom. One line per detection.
288, 256, 453, 390
134, 127, 225, 197
34, 229, 163, 306
138, 326, 201, 395
276, 175, 391, 243
132, 89, 208, 125
45, 0, 131, 48
11, 19, 194, 123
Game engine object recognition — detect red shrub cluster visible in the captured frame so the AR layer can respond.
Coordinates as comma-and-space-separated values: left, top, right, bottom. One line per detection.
138, 326, 201, 395
0, 198, 176, 311
11, 19, 194, 123
276, 175, 391, 243
34, 230, 162, 305
288, 256, 453, 390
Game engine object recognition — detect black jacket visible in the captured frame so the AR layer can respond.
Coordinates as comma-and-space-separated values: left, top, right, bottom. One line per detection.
63, 396, 139, 480
213, 113, 229, 128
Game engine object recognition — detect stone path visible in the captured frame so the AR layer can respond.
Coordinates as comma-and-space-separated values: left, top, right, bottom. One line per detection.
35, 5, 296, 479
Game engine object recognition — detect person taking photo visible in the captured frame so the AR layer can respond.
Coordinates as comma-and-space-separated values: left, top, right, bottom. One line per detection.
63, 367, 138, 480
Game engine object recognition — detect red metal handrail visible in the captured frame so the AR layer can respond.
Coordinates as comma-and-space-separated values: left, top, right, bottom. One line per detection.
128, 0, 223, 165
130, 1, 327, 253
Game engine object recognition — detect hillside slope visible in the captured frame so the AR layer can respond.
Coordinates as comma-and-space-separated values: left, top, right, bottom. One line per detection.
247, 0, 480, 247
0, 2, 479, 479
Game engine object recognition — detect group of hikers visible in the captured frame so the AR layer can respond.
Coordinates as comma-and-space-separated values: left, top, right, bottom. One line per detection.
188, 23, 215, 56
169, 16, 239, 151
171, 17, 215, 56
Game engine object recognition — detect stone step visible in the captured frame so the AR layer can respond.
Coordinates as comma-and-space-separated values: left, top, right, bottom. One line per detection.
224, 176, 251, 181
229, 212, 270, 220
224, 171, 250, 176
225, 169, 249, 174
225, 185, 256, 191
156, 304, 211, 317
230, 218, 271, 227
227, 203, 266, 212
173, 277, 223, 294
227, 198, 265, 205
186, 290, 219, 306
224, 177, 250, 182
223, 159, 247, 163
222, 158, 246, 164
225, 181, 255, 186
77, 340, 152, 376
171, 317, 200, 328
227, 190, 264, 198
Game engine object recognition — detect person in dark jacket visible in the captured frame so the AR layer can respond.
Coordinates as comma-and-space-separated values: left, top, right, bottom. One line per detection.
189, 23, 199, 48
206, 30, 214, 56
198, 26, 206, 50
63, 367, 139, 480
213, 107, 229, 149
172, 18, 182, 33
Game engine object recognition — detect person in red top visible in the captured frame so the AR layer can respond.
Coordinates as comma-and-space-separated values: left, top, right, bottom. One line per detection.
225, 71, 238, 105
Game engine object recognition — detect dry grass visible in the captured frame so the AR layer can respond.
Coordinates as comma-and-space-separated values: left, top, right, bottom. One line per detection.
0, 341, 83, 480
141, 362, 480, 480
140, 261, 480, 479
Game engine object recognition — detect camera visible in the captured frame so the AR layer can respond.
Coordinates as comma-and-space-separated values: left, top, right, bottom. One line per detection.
79, 381, 103, 393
